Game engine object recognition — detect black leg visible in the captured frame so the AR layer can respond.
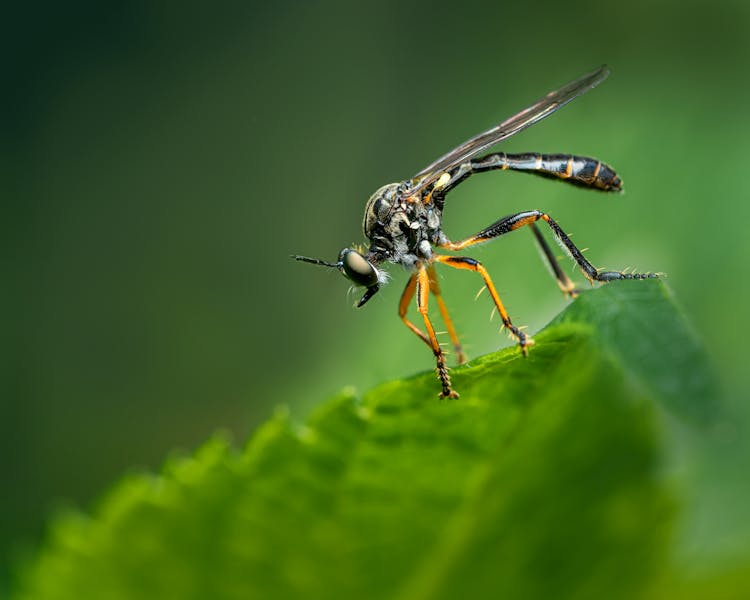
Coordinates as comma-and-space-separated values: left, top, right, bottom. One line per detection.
529, 222, 579, 297
441, 210, 658, 285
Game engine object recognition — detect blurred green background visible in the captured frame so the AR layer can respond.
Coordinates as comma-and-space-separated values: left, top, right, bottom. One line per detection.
3, 0, 749, 590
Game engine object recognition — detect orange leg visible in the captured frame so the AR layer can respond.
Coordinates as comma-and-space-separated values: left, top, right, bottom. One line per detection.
434, 255, 533, 355
427, 265, 466, 364
416, 265, 458, 399
400, 269, 459, 398
399, 272, 431, 348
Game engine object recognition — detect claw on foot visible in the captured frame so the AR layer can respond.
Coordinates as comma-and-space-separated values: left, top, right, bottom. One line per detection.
520, 336, 535, 356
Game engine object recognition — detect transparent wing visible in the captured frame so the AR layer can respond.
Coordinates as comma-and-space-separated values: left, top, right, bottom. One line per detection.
409, 65, 610, 195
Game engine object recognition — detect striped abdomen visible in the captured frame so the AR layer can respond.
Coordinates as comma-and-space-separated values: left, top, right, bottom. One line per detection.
461, 152, 622, 192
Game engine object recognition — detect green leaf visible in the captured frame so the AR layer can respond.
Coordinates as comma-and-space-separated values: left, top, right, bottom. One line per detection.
14, 281, 747, 599
549, 281, 720, 422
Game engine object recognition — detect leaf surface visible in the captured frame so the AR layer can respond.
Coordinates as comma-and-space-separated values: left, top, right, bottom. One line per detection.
16, 281, 747, 600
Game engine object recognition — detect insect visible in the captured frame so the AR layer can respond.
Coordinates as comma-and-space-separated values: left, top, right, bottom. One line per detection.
294, 65, 657, 398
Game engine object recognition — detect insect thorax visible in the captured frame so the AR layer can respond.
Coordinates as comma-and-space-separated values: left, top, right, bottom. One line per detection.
362, 182, 446, 268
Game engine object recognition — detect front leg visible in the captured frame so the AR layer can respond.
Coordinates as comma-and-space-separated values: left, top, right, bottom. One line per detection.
427, 265, 467, 364
399, 269, 458, 398
416, 266, 459, 399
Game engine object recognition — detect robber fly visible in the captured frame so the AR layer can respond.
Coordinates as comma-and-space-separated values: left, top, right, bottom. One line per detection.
294, 65, 657, 398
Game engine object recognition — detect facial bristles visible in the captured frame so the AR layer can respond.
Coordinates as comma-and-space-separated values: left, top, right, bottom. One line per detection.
375, 267, 390, 285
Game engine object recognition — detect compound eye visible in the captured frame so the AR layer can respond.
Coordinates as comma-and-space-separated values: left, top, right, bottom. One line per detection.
339, 249, 378, 287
